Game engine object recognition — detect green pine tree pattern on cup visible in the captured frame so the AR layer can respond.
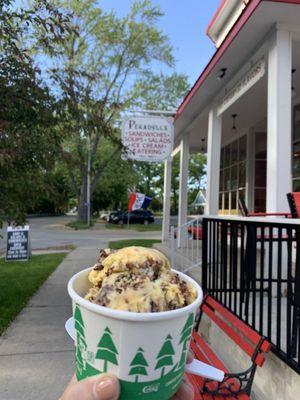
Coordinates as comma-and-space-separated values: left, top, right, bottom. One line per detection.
155, 334, 175, 377
96, 327, 118, 372
177, 313, 194, 371
74, 305, 86, 371
74, 305, 100, 380
129, 347, 149, 382
73, 305, 196, 398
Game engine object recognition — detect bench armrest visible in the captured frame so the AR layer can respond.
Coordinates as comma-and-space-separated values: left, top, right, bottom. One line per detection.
247, 212, 291, 218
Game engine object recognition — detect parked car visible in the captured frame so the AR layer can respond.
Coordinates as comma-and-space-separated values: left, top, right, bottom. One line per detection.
110, 209, 155, 224
100, 210, 121, 221
174, 225, 203, 240
107, 210, 123, 223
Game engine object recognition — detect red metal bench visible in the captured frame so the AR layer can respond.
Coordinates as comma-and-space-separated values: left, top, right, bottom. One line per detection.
238, 197, 290, 218
187, 295, 271, 399
287, 192, 300, 218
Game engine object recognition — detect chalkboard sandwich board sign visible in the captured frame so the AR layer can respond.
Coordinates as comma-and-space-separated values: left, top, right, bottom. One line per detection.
6, 225, 30, 261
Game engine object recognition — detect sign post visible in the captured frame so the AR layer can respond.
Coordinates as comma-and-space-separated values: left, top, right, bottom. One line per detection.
6, 225, 30, 261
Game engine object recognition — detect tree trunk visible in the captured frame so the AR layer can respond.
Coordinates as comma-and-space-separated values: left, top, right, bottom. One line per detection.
104, 359, 108, 373
146, 165, 151, 194
78, 174, 88, 223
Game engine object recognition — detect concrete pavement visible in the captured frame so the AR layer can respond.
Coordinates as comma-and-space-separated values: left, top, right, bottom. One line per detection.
0, 245, 105, 400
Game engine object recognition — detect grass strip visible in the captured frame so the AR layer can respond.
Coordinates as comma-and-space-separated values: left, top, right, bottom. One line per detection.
108, 239, 161, 250
0, 253, 66, 335
66, 219, 96, 230
105, 223, 162, 232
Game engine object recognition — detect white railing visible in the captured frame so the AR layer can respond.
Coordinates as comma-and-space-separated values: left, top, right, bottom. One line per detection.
170, 216, 203, 273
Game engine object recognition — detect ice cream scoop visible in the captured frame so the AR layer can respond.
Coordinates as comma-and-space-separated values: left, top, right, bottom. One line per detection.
88, 246, 170, 286
85, 246, 197, 313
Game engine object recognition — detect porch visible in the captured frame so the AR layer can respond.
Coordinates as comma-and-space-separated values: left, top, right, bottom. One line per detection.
156, 214, 300, 399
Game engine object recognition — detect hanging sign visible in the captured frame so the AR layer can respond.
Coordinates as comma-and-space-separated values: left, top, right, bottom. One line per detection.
6, 225, 30, 261
121, 115, 174, 162
217, 59, 265, 116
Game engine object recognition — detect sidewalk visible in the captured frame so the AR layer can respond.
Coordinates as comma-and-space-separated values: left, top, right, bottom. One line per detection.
0, 245, 104, 400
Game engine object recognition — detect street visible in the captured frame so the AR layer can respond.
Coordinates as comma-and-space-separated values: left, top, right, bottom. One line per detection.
0, 215, 163, 253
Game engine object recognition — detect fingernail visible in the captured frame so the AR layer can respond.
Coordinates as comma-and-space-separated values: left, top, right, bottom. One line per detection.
94, 377, 118, 400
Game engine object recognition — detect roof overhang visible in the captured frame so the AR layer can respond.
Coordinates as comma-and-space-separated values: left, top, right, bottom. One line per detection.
207, 0, 251, 48
174, 0, 300, 143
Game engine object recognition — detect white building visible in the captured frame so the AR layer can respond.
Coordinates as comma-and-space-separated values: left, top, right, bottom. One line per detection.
162, 0, 300, 240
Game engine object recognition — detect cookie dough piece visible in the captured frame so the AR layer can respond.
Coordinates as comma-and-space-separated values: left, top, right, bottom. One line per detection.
88, 246, 170, 287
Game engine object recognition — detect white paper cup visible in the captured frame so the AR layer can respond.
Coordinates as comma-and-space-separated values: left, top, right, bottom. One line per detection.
68, 267, 203, 400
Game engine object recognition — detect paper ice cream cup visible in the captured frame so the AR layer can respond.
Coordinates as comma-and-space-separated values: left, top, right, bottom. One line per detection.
68, 267, 203, 400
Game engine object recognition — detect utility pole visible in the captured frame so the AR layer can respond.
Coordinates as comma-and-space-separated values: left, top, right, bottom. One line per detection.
87, 134, 91, 227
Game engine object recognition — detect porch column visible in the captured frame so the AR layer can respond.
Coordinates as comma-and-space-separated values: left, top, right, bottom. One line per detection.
162, 159, 172, 242
267, 28, 292, 212
205, 107, 222, 215
246, 129, 255, 212
178, 134, 189, 228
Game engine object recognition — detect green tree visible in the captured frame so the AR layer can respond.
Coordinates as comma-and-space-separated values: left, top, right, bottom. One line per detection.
26, 168, 73, 215
155, 334, 175, 377
178, 314, 194, 370
37, 0, 175, 223
96, 327, 118, 373
189, 153, 206, 190
0, 0, 72, 226
132, 71, 190, 111
133, 162, 163, 198
154, 153, 206, 215
129, 347, 149, 383
91, 139, 139, 212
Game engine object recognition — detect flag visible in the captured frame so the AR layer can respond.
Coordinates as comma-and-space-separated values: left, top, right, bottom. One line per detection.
128, 192, 152, 211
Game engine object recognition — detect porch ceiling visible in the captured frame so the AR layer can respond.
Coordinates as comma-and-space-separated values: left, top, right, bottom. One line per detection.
175, 1, 300, 151
187, 74, 268, 152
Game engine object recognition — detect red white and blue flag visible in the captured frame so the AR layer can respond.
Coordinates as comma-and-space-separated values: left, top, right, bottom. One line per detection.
128, 192, 152, 211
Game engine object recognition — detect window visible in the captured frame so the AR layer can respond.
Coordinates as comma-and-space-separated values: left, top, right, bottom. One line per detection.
219, 134, 247, 215
254, 132, 267, 212
239, 162, 246, 187
239, 135, 247, 161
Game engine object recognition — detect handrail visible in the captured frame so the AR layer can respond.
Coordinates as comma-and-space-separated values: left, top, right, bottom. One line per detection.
202, 216, 300, 375
176, 216, 203, 248
178, 216, 203, 229
169, 216, 203, 272
203, 214, 300, 225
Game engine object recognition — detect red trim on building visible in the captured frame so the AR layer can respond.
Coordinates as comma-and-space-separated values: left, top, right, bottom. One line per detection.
175, 0, 300, 122
265, 0, 300, 3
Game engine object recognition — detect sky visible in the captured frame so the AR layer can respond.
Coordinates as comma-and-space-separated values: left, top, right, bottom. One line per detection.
99, 0, 221, 85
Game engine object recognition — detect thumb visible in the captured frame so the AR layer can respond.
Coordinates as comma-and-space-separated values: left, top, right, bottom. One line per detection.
60, 374, 120, 400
